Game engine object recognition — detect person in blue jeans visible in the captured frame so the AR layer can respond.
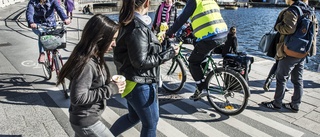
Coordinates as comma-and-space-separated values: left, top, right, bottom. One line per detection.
26, 0, 70, 64
111, 0, 178, 136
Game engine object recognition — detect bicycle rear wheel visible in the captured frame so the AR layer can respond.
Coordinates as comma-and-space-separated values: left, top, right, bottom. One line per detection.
53, 53, 69, 99
205, 68, 249, 115
160, 58, 186, 93
42, 51, 52, 80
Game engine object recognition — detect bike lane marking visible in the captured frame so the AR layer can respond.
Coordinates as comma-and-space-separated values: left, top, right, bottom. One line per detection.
21, 60, 42, 69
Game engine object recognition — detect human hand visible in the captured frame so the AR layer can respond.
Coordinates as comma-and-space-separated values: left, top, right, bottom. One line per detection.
173, 45, 180, 56
30, 23, 37, 29
64, 19, 71, 25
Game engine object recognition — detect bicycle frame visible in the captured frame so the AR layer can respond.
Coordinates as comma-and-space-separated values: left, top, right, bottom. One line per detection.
172, 40, 225, 93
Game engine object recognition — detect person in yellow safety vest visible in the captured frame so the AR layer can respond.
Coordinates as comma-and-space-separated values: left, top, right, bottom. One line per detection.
166, 0, 228, 101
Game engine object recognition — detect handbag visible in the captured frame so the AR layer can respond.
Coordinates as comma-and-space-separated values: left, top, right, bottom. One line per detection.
258, 30, 277, 53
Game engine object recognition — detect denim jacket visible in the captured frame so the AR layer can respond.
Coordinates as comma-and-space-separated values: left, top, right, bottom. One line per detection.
26, 0, 68, 27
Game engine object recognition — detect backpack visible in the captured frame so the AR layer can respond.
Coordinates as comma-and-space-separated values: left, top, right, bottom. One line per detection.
284, 5, 317, 58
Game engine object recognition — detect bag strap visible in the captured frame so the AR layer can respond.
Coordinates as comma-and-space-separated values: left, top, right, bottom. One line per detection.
290, 5, 303, 18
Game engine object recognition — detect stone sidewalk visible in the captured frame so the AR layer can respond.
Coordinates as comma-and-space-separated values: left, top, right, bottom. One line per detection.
0, 1, 320, 136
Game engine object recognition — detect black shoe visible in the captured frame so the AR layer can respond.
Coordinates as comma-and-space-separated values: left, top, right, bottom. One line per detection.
282, 103, 299, 113
189, 89, 208, 101
263, 79, 271, 91
261, 101, 281, 110
285, 88, 290, 92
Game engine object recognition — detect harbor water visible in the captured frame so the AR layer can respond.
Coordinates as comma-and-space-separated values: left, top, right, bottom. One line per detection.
102, 7, 320, 72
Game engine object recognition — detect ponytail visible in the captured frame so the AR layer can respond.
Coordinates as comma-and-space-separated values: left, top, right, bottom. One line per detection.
119, 0, 147, 26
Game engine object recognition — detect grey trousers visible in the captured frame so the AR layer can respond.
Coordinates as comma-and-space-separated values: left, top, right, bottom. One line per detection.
273, 56, 305, 109
71, 120, 114, 137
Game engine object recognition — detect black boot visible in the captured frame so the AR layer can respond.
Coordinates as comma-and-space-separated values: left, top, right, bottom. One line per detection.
263, 75, 274, 91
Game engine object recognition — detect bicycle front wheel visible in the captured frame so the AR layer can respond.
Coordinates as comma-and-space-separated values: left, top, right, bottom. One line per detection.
42, 52, 52, 80
205, 68, 250, 115
160, 58, 186, 93
53, 53, 69, 99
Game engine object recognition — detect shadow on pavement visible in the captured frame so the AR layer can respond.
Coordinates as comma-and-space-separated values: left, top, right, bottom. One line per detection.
0, 73, 67, 108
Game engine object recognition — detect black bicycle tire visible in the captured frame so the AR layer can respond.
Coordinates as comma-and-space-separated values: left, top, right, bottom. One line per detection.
42, 52, 52, 80
161, 58, 187, 93
205, 68, 249, 115
53, 53, 69, 99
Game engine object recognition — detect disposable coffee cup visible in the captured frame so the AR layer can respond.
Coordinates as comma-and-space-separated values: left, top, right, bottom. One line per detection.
112, 75, 126, 82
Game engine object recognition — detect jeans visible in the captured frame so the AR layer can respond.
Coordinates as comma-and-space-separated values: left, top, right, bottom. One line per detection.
32, 27, 47, 54
71, 120, 114, 137
273, 56, 305, 109
110, 83, 159, 137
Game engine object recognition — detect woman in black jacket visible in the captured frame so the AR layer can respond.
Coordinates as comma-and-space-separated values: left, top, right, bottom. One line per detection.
110, 0, 178, 136
57, 14, 125, 137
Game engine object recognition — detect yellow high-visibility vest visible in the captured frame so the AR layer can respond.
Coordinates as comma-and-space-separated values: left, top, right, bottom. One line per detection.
190, 0, 228, 40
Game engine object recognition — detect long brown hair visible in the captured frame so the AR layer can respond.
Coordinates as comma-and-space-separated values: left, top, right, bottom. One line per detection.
119, 0, 147, 26
57, 14, 119, 85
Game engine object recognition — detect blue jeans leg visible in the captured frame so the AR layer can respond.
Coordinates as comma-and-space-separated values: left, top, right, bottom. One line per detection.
32, 28, 45, 54
110, 83, 159, 137
71, 120, 114, 137
274, 56, 304, 108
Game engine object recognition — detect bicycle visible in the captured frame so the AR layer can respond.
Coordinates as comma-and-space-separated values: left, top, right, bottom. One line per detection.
38, 22, 69, 99
160, 37, 250, 115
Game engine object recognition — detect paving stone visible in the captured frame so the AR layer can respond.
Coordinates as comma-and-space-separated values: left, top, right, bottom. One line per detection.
315, 107, 320, 112
299, 102, 317, 113
305, 111, 320, 123
305, 91, 320, 100
302, 95, 320, 107
44, 120, 69, 137
293, 117, 320, 135
11, 123, 50, 137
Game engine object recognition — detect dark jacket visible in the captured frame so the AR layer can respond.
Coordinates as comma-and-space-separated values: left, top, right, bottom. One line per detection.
114, 15, 176, 84
152, 2, 177, 33
69, 58, 118, 127
222, 33, 238, 57
26, 0, 68, 27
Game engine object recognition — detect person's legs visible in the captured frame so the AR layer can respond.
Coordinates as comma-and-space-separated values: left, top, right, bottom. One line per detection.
110, 84, 159, 137
289, 58, 304, 110
109, 98, 140, 136
273, 56, 301, 107
188, 40, 217, 99
32, 28, 45, 63
71, 121, 114, 137
263, 60, 278, 91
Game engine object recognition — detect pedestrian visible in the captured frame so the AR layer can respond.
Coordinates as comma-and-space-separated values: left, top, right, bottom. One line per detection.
261, 0, 318, 112
64, 0, 74, 20
165, 0, 229, 100
221, 26, 238, 57
152, 0, 177, 34
110, 0, 178, 136
56, 14, 125, 137
26, 0, 70, 64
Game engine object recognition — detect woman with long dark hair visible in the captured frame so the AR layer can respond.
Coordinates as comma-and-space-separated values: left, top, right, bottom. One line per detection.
110, 0, 178, 136
57, 14, 125, 137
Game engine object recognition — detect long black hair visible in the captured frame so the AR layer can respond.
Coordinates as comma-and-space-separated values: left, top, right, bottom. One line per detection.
119, 0, 147, 26
57, 14, 119, 85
